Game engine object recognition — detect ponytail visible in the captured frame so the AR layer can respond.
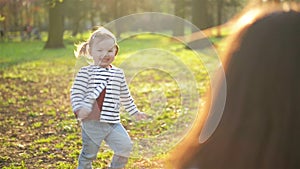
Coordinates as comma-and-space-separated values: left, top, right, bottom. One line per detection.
74, 42, 89, 58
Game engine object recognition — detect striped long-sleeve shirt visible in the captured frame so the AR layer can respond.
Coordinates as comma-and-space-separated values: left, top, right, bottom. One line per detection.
70, 65, 139, 123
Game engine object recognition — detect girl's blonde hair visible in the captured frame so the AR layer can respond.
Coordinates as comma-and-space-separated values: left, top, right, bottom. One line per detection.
74, 27, 119, 58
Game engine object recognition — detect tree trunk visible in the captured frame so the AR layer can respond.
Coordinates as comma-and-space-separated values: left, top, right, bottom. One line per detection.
44, 2, 65, 49
72, 19, 80, 37
192, 0, 210, 30
173, 0, 186, 36
113, 0, 121, 38
216, 0, 223, 37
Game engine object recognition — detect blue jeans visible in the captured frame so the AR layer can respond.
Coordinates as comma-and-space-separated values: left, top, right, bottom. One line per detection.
77, 121, 133, 169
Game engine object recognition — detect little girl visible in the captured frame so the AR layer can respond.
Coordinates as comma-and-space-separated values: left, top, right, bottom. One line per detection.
70, 27, 147, 169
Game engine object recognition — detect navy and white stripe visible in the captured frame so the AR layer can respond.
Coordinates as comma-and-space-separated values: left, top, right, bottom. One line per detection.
70, 65, 139, 123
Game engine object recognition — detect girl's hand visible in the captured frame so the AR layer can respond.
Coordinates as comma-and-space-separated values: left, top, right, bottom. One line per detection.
134, 112, 148, 121
76, 107, 91, 120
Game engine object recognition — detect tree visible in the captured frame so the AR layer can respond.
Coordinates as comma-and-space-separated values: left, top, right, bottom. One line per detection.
64, 0, 90, 36
173, 0, 186, 36
44, 0, 65, 49
111, 0, 140, 38
215, 0, 241, 37
191, 0, 212, 30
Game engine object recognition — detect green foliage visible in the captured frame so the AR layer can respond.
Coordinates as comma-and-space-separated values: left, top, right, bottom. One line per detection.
0, 14, 5, 22
0, 34, 220, 168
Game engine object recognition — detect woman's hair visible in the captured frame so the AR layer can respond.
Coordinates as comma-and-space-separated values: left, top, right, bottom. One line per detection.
170, 3, 300, 169
74, 26, 118, 58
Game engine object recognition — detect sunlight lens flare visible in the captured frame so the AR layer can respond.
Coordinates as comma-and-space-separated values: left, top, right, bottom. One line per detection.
73, 12, 226, 159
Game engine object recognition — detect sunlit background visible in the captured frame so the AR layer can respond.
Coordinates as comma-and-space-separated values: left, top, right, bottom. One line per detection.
0, 0, 298, 168
0, 0, 264, 44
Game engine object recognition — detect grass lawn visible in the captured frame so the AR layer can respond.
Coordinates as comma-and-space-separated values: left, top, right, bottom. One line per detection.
0, 34, 220, 168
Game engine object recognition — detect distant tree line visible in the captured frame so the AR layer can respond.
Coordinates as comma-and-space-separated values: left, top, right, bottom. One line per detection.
0, 0, 297, 48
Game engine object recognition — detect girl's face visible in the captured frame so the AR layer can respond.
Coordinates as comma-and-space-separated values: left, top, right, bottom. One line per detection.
90, 37, 117, 68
